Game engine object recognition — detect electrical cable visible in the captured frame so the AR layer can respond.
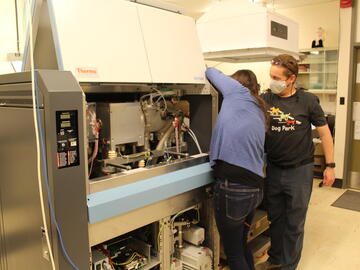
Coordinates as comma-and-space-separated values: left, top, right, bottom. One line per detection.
112, 252, 142, 266
188, 129, 200, 147
151, 87, 168, 112
97, 246, 116, 270
170, 205, 199, 228
140, 88, 168, 112
188, 129, 202, 154
89, 154, 95, 177
28, 0, 56, 269
28, 0, 80, 269
14, 0, 21, 55
188, 132, 198, 150
34, 70, 81, 270
119, 151, 151, 160
189, 132, 202, 154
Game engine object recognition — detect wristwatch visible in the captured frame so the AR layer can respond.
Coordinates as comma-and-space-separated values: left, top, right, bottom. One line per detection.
325, 163, 336, 168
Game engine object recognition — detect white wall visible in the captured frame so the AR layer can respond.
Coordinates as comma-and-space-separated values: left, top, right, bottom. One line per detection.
0, 0, 26, 62
277, 1, 339, 49
209, 1, 339, 114
206, 60, 271, 91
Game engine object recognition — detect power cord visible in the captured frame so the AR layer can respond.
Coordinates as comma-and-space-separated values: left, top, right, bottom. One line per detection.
28, 0, 80, 268
28, 0, 56, 268
34, 74, 80, 270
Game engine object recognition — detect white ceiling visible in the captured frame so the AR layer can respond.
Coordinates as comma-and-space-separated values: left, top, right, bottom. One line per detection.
262, 0, 337, 9
161, 0, 338, 19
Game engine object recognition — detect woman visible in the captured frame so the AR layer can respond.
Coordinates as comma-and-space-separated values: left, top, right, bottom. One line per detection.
206, 67, 268, 270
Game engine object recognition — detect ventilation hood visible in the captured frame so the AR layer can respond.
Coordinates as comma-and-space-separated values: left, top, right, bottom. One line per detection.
196, 1, 299, 63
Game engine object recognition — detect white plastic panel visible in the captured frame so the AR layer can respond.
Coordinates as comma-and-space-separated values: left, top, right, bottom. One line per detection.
196, 0, 299, 62
137, 5, 206, 84
48, 0, 152, 83
197, 0, 267, 23
267, 12, 299, 54
197, 13, 268, 53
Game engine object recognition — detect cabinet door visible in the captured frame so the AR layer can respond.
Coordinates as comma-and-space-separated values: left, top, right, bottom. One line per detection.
49, 0, 152, 83
137, 5, 206, 84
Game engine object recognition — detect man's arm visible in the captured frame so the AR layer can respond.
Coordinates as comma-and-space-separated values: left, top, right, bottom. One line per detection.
316, 125, 335, 186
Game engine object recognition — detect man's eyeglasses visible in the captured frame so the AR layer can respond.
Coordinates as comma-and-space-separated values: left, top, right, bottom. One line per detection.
271, 60, 297, 75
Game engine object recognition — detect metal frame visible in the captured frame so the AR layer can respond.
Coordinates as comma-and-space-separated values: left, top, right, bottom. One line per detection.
346, 42, 360, 189
0, 70, 221, 270
7, 1, 221, 269
342, 1, 358, 188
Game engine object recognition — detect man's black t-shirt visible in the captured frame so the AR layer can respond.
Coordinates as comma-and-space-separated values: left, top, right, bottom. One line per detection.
262, 89, 327, 167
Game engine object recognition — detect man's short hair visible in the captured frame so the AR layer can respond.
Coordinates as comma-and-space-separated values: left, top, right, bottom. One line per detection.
271, 54, 299, 78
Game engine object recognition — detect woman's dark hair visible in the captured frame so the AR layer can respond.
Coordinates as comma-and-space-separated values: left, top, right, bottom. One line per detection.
230, 69, 269, 130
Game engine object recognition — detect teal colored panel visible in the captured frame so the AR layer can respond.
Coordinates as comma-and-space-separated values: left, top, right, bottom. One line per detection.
87, 163, 213, 224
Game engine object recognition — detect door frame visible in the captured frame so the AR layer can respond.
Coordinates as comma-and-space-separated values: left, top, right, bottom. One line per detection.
345, 44, 360, 189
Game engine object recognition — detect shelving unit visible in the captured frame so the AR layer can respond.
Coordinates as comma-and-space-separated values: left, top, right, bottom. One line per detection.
307, 89, 337, 94
297, 48, 338, 95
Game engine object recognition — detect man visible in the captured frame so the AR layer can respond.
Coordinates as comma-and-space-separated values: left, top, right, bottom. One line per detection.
257, 54, 335, 270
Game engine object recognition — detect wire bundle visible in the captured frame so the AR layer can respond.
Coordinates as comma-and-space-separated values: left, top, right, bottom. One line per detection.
188, 128, 203, 154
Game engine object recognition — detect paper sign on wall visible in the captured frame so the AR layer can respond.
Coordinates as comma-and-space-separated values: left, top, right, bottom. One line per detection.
354, 121, 360, 140
353, 102, 360, 121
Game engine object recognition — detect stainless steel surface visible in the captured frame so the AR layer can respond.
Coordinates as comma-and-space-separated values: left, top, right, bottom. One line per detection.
0, 107, 49, 270
0, 72, 31, 85
143, 103, 170, 132
109, 102, 145, 147
38, 70, 90, 270
88, 187, 207, 246
0, 70, 219, 269
160, 217, 172, 270
81, 83, 209, 95
89, 154, 208, 194
0, 82, 44, 108
349, 171, 360, 189
0, 169, 7, 270
0, 71, 91, 270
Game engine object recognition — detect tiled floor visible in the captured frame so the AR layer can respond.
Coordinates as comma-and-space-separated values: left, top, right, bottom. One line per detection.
297, 180, 360, 270
219, 180, 360, 270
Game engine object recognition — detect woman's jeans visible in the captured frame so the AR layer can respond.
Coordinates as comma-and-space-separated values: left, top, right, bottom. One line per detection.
213, 178, 263, 270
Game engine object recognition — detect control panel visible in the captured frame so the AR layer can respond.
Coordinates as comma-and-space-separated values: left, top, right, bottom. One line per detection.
271, 21, 288, 40
56, 110, 80, 169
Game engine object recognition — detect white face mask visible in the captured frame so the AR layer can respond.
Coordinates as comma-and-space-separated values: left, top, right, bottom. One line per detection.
269, 79, 287, 95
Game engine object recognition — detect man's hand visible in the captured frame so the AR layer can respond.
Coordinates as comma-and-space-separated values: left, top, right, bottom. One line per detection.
323, 167, 335, 186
